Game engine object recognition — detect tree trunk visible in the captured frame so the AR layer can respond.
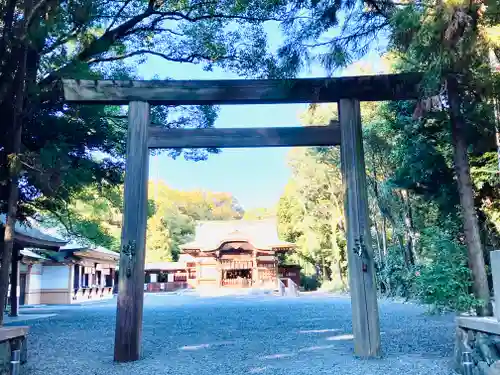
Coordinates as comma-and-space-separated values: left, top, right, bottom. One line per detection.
0, 0, 19, 102
368, 162, 392, 267
447, 76, 492, 316
322, 255, 327, 282
330, 220, 344, 286
381, 217, 388, 260
337, 261, 346, 289
388, 218, 408, 268
9, 246, 19, 317
373, 218, 383, 264
381, 216, 390, 294
0, 2, 29, 325
0, 125, 22, 324
400, 190, 417, 265
493, 97, 500, 172
369, 156, 383, 264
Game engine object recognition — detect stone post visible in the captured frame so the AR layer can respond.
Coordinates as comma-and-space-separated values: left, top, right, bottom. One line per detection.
490, 250, 500, 320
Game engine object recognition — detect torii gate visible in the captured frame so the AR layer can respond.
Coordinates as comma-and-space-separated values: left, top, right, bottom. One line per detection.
62, 72, 423, 362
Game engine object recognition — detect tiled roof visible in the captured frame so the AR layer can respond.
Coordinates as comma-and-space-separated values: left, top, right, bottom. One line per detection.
92, 246, 119, 257
26, 244, 119, 263
63, 243, 119, 257
0, 214, 67, 248
180, 218, 294, 251
20, 249, 48, 260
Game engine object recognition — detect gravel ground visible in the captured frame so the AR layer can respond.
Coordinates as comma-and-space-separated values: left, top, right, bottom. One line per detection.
18, 293, 456, 375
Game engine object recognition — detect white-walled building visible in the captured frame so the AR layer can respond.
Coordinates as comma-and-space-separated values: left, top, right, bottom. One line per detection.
1, 215, 119, 308
21, 246, 119, 305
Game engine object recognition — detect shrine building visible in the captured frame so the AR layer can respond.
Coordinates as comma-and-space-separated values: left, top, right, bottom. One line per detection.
144, 218, 301, 291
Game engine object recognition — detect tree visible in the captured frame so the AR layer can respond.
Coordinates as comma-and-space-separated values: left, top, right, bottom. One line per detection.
40, 183, 126, 249
278, 147, 347, 290
0, 0, 299, 323
145, 182, 243, 262
243, 207, 277, 220
45, 180, 244, 262
276, 0, 500, 315
146, 206, 195, 263
277, 74, 495, 310
387, 0, 498, 315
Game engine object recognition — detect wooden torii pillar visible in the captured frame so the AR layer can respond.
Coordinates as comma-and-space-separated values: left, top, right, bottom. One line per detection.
113, 101, 150, 362
339, 99, 381, 357
62, 72, 423, 362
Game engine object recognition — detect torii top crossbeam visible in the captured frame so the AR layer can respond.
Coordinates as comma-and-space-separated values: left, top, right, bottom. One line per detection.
62, 72, 423, 105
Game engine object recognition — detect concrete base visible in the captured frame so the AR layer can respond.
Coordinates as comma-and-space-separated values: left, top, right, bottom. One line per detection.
0, 326, 28, 375
458, 316, 500, 335
455, 316, 500, 375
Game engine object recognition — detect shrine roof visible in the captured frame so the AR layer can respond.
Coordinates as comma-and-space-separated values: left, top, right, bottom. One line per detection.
21, 249, 48, 260
0, 214, 67, 250
180, 218, 295, 252
70, 245, 120, 262
26, 244, 119, 264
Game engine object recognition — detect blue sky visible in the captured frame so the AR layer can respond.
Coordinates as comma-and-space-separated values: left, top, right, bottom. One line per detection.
148, 106, 307, 210
137, 24, 386, 211
141, 60, 311, 210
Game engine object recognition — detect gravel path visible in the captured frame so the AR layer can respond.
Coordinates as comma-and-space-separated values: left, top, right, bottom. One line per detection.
18, 293, 456, 375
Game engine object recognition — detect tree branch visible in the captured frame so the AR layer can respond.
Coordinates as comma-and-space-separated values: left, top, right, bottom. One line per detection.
88, 49, 236, 64
39, 0, 157, 86
41, 25, 83, 54
152, 10, 286, 22
303, 22, 389, 48
105, 0, 134, 33
363, 0, 391, 19
25, 0, 52, 31
20, 160, 44, 174
124, 26, 184, 37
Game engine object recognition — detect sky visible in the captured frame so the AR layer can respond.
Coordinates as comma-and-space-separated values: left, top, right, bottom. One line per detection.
141, 59, 311, 210
148, 104, 307, 210
137, 24, 386, 211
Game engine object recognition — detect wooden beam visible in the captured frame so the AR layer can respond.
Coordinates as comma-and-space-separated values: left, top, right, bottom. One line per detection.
147, 124, 340, 149
339, 98, 381, 358
9, 246, 20, 317
62, 73, 424, 105
114, 101, 150, 362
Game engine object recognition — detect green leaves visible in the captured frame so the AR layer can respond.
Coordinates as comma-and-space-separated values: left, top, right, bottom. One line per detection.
146, 183, 243, 262
414, 228, 482, 313
278, 144, 346, 285
277, 0, 391, 73
2, 0, 304, 228
42, 180, 243, 262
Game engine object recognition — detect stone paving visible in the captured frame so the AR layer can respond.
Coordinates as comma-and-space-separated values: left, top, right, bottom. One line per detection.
19, 293, 457, 375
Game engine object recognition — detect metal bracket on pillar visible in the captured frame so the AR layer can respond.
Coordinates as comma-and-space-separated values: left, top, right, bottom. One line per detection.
353, 234, 369, 273
122, 241, 136, 278
353, 235, 367, 258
